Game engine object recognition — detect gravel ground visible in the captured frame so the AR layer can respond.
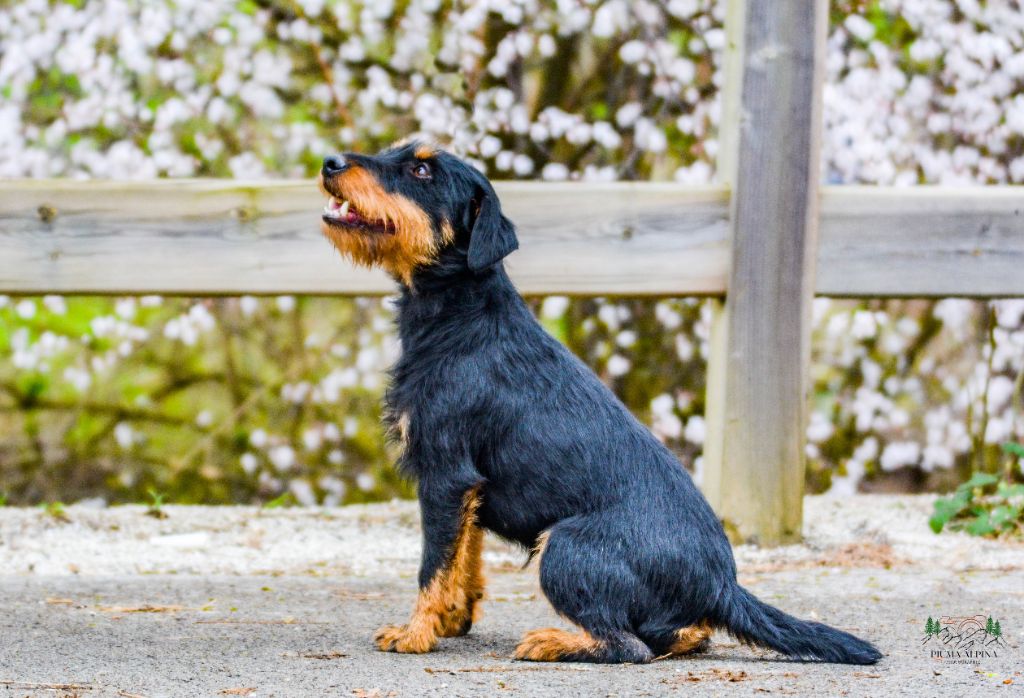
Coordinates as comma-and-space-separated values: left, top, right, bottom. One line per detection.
1, 495, 1022, 697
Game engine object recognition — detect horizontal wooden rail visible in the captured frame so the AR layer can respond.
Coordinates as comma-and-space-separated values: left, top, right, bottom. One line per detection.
0, 181, 1021, 297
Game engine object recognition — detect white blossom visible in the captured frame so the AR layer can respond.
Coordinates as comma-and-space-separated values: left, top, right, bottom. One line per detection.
606, 354, 631, 377
684, 415, 705, 445
880, 441, 920, 471
114, 423, 136, 449
269, 444, 296, 471
541, 296, 569, 319
240, 452, 258, 474
356, 472, 376, 491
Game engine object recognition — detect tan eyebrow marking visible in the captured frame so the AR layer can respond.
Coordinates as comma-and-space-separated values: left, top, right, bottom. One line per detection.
414, 143, 437, 159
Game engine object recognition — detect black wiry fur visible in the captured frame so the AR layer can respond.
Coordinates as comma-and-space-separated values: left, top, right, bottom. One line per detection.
319, 143, 883, 665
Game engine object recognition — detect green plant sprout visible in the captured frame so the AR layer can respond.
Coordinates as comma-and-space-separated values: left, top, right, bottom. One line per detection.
262, 493, 295, 510
930, 446, 1024, 538
40, 501, 70, 523
146, 488, 169, 519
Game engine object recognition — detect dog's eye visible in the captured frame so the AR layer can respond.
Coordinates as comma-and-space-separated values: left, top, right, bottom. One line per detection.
411, 163, 432, 180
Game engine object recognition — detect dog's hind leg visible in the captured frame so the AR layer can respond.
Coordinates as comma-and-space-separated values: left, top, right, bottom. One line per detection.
515, 627, 653, 663
514, 518, 655, 664
643, 622, 714, 659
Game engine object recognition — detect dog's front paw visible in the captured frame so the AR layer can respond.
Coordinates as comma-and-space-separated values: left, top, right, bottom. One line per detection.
437, 608, 474, 638
373, 624, 436, 654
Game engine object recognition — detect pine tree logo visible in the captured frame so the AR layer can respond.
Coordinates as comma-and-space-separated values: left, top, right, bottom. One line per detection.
924, 614, 1010, 656
983, 617, 1009, 649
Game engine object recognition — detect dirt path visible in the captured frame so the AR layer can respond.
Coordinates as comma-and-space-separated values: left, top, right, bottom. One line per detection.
1, 496, 1021, 697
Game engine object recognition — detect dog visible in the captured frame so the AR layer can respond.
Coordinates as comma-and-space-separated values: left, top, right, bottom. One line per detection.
317, 141, 882, 665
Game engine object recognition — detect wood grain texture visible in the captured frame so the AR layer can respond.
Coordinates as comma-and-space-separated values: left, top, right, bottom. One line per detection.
705, 0, 829, 545
0, 180, 729, 296
818, 187, 1024, 297
0, 180, 1021, 296
700, 0, 746, 533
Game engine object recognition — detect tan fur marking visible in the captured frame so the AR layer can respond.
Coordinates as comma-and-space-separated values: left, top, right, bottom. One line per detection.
514, 628, 603, 661
663, 621, 713, 657
393, 411, 409, 448
374, 488, 485, 653
531, 530, 551, 563
414, 143, 438, 159
440, 219, 455, 245
319, 168, 436, 285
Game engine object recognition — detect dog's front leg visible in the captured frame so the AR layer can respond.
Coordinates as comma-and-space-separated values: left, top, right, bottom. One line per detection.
374, 476, 485, 653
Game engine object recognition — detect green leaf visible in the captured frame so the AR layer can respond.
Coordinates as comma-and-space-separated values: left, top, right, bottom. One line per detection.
930, 494, 969, 532
588, 102, 609, 121
989, 505, 1019, 530
263, 493, 294, 509
996, 482, 1024, 500
21, 375, 49, 402
958, 472, 998, 493
1001, 442, 1024, 458
965, 512, 996, 537
540, 314, 569, 344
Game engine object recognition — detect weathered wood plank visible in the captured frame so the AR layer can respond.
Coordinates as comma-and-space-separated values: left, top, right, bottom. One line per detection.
705, 0, 829, 545
819, 187, 1024, 297
700, 0, 746, 529
0, 180, 1021, 296
0, 180, 729, 296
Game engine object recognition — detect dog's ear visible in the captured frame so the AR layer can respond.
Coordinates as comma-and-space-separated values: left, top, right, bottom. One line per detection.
467, 192, 518, 273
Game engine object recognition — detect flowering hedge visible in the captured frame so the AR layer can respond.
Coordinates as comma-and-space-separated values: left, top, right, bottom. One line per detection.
0, 0, 1021, 504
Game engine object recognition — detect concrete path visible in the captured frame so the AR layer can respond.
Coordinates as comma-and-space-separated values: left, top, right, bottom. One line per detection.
1, 496, 1022, 697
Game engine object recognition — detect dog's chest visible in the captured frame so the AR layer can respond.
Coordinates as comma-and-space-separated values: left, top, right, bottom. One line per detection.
383, 352, 468, 438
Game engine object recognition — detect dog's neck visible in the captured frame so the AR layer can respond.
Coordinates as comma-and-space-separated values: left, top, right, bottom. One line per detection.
393, 258, 525, 347
400, 246, 479, 294
398, 262, 518, 311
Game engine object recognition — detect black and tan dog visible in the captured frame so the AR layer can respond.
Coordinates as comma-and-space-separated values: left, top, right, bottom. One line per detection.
317, 142, 882, 665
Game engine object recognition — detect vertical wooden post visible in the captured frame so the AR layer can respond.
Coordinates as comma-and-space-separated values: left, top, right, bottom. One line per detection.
701, 0, 744, 525
702, 0, 828, 545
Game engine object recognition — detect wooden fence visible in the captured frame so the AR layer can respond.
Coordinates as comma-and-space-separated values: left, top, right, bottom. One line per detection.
2, 183, 1020, 297
1, 0, 1022, 544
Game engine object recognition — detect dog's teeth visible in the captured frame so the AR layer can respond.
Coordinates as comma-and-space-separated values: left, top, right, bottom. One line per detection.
322, 198, 352, 220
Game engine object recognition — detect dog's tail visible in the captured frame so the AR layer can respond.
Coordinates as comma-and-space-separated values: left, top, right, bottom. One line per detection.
711, 584, 882, 665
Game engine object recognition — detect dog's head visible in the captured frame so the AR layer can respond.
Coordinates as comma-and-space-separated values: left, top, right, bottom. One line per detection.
318, 141, 518, 285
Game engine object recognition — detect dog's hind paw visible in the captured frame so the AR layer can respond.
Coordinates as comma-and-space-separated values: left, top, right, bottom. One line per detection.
373, 624, 437, 654
663, 622, 713, 658
514, 628, 600, 662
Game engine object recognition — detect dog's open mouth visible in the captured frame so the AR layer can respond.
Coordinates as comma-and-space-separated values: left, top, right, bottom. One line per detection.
322, 196, 394, 234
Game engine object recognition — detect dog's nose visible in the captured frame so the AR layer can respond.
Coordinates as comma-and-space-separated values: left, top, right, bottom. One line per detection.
322, 154, 348, 177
